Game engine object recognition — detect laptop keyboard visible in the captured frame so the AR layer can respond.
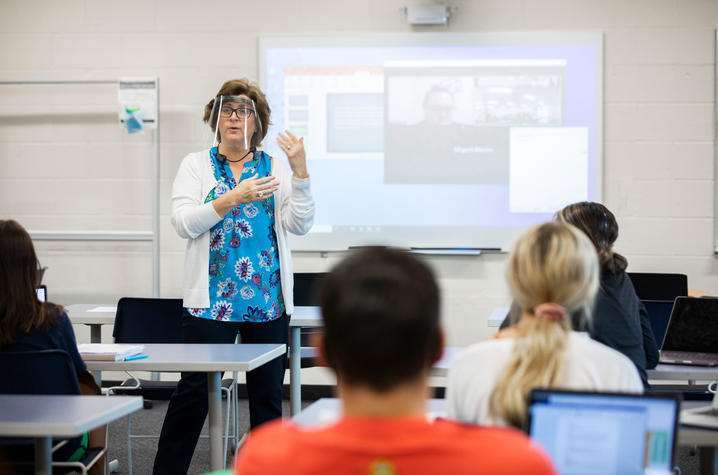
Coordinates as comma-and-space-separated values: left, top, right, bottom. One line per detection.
660, 351, 718, 366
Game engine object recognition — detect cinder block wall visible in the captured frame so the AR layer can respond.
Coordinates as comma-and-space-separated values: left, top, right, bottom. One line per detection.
1, 1, 716, 367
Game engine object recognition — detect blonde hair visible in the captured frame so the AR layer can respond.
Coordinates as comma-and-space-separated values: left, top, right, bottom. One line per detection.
489, 221, 599, 428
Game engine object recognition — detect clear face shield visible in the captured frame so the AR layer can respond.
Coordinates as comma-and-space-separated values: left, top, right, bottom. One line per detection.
209, 95, 262, 152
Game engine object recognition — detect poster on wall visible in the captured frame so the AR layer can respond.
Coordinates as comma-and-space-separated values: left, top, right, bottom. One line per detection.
118, 77, 158, 133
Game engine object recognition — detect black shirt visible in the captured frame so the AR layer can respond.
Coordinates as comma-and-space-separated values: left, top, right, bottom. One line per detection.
592, 272, 659, 387
2, 309, 86, 377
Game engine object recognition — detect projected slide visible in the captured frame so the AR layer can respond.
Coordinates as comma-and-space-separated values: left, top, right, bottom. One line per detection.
260, 33, 602, 250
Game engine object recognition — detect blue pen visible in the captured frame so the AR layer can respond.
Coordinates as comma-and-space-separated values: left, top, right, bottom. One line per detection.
125, 354, 148, 361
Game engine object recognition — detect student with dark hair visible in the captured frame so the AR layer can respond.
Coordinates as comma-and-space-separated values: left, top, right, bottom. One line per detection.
234, 247, 555, 474
499, 202, 659, 388
557, 202, 659, 387
0, 219, 106, 474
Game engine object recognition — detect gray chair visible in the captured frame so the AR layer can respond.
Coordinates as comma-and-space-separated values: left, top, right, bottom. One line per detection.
294, 273, 328, 367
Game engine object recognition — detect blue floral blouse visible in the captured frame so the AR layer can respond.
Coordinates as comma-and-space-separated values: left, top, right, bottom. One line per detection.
186, 147, 284, 322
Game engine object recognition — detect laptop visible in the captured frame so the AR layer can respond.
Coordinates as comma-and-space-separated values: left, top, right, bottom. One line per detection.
526, 389, 680, 475
35, 285, 47, 303
641, 299, 675, 347
659, 296, 718, 366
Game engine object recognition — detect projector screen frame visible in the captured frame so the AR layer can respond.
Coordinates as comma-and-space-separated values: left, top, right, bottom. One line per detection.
259, 31, 604, 252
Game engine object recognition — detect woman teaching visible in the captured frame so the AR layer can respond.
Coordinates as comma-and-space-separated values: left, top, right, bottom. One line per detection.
154, 79, 314, 474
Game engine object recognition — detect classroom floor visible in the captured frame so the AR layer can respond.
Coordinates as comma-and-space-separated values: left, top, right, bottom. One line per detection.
103, 397, 702, 475
105, 397, 313, 475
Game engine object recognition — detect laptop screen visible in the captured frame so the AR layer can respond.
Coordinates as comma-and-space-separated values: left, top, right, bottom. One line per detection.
527, 389, 679, 475
35, 285, 46, 303
662, 296, 718, 353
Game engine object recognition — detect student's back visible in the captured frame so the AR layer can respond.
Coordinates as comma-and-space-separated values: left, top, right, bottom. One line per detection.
236, 416, 554, 474
592, 271, 658, 386
235, 247, 555, 474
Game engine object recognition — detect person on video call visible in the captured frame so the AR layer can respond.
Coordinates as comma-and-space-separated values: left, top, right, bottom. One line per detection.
421, 85, 456, 126
385, 83, 508, 184
234, 247, 556, 475
154, 78, 315, 475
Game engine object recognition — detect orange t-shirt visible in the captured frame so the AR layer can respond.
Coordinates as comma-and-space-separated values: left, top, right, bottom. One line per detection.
234, 416, 555, 474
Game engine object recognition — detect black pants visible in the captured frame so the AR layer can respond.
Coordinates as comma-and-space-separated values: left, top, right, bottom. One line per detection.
153, 311, 289, 475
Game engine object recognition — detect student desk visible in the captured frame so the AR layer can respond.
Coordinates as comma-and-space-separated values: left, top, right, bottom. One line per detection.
65, 304, 117, 344
0, 394, 142, 475
292, 397, 447, 427
288, 306, 322, 416
66, 304, 117, 385
648, 364, 718, 382
84, 343, 285, 471
287, 305, 463, 416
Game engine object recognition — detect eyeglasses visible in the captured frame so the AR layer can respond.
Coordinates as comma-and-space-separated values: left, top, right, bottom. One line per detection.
220, 106, 255, 119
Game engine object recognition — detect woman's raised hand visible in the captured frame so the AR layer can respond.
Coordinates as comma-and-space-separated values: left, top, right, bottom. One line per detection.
277, 130, 309, 178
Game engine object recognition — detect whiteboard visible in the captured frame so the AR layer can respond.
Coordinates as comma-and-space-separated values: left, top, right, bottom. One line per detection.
259, 31, 603, 251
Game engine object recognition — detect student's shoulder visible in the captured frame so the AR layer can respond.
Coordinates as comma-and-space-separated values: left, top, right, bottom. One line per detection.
235, 420, 329, 473
435, 420, 555, 472
569, 332, 642, 385
571, 332, 634, 364
452, 338, 512, 368
234, 421, 298, 472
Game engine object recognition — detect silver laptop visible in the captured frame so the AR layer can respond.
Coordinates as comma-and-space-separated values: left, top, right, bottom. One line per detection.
659, 296, 718, 367
526, 389, 680, 475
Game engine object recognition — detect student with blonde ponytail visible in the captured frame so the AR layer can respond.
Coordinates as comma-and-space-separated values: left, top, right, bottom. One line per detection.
446, 221, 642, 428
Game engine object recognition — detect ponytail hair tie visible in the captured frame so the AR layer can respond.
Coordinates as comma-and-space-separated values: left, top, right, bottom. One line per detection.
534, 303, 568, 322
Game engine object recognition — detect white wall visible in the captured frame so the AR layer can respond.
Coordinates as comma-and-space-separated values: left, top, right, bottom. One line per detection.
1, 0, 716, 356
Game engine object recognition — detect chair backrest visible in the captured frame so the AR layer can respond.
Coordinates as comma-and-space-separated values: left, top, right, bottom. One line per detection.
113, 297, 184, 344
293, 273, 328, 307
627, 272, 688, 301
0, 349, 80, 395
641, 299, 675, 347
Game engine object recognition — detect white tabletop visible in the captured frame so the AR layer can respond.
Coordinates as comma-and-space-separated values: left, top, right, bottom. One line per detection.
431, 346, 461, 376
292, 398, 447, 427
66, 303, 117, 325
648, 364, 718, 381
83, 343, 286, 372
0, 394, 142, 437
293, 398, 718, 449
290, 306, 322, 327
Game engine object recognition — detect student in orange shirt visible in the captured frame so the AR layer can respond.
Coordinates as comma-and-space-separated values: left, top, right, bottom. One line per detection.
234, 246, 556, 475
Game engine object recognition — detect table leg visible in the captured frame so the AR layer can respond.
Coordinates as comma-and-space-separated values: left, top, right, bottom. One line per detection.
208, 372, 223, 470
89, 324, 102, 386
290, 326, 301, 416
34, 436, 51, 475
699, 446, 717, 474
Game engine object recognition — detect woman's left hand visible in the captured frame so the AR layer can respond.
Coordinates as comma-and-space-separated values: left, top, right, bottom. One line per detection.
277, 130, 309, 179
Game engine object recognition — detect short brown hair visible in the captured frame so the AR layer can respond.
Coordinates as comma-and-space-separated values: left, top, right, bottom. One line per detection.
203, 79, 271, 148
318, 247, 442, 392
0, 220, 60, 346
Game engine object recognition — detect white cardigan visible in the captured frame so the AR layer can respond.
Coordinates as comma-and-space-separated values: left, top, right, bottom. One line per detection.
170, 149, 315, 314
